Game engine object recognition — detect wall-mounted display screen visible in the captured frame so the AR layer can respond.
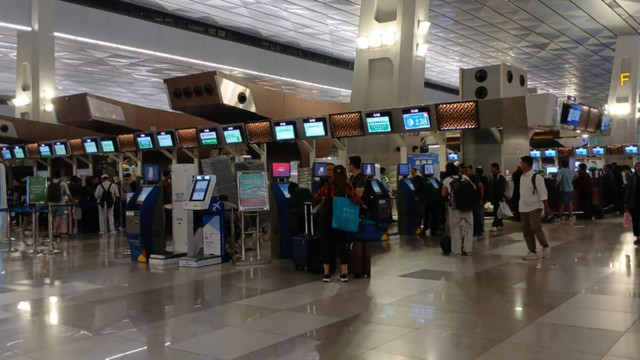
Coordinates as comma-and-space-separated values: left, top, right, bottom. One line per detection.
402, 107, 431, 131
272, 162, 291, 178
189, 178, 210, 201
544, 149, 557, 157
38, 143, 52, 158
560, 103, 582, 127
592, 147, 605, 155
586, 108, 601, 133
625, 145, 638, 154
362, 163, 375, 176
155, 130, 175, 148
575, 105, 590, 131
198, 127, 219, 146
313, 162, 327, 177
302, 117, 327, 138
575, 147, 588, 156
53, 141, 68, 156
398, 163, 410, 176
83, 138, 99, 154
12, 146, 25, 159
100, 139, 117, 153
365, 112, 392, 133
329, 112, 365, 138
447, 153, 458, 161
274, 121, 297, 141
1, 147, 11, 160
136, 133, 155, 150
436, 101, 479, 130
530, 150, 541, 158
600, 114, 611, 132
223, 125, 244, 144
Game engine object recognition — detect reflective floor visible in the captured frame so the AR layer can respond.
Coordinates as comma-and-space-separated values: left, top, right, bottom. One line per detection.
0, 215, 638, 360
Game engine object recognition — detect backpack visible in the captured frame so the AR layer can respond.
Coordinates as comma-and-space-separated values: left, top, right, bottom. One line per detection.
99, 183, 114, 208
531, 173, 539, 194
450, 175, 476, 212
46, 181, 63, 203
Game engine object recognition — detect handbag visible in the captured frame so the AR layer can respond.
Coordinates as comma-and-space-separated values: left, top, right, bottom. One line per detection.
497, 202, 513, 219
331, 196, 360, 233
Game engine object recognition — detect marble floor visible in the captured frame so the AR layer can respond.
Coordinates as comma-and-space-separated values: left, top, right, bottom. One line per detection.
0, 215, 638, 360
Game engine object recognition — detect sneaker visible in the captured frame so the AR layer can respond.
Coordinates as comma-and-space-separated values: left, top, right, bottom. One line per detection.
522, 251, 539, 261
490, 227, 498, 232
322, 274, 331, 282
497, 227, 504, 231
339, 274, 348, 282
542, 247, 550, 259
461, 250, 471, 256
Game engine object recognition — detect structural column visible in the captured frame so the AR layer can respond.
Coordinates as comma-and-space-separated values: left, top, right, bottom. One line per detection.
606, 36, 640, 145
14, 0, 56, 123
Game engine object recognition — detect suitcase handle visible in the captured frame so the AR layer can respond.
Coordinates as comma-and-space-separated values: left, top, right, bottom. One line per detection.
304, 202, 314, 236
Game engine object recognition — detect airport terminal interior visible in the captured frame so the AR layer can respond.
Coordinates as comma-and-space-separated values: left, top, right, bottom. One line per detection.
0, 0, 639, 359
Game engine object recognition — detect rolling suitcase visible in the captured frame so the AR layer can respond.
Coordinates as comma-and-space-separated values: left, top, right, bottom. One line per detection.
348, 240, 371, 278
292, 203, 319, 271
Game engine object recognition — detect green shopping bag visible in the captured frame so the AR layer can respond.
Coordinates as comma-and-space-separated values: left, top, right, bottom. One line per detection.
331, 196, 360, 232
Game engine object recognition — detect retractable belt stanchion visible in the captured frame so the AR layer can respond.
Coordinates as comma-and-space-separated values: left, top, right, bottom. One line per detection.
0, 208, 18, 253
26, 205, 42, 255
235, 210, 269, 266
42, 204, 62, 255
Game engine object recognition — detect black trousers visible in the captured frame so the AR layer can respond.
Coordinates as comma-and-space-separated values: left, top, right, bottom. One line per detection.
323, 228, 349, 265
631, 207, 640, 237
423, 202, 441, 236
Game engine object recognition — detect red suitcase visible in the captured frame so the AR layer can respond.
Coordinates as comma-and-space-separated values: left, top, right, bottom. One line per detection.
348, 241, 371, 278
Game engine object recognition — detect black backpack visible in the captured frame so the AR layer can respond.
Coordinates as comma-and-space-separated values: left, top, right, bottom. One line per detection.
450, 175, 476, 212
99, 183, 114, 208
46, 181, 63, 203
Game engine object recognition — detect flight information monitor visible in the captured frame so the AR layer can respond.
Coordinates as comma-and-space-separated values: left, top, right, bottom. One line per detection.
273, 121, 297, 141
272, 162, 291, 178
222, 125, 244, 144
447, 153, 458, 161
530, 150, 541, 158
365, 112, 392, 133
38, 143, 52, 158
198, 127, 219, 146
137, 187, 153, 204
136, 133, 155, 150
575, 147, 588, 156
302, 117, 327, 138
362, 163, 375, 176
544, 149, 557, 157
100, 138, 117, 153
12, 146, 26, 159
592, 147, 605, 155
398, 163, 410, 177
53, 141, 68, 156
625, 145, 638, 154
83, 138, 99, 154
155, 131, 175, 148
402, 106, 431, 131
1, 147, 11, 160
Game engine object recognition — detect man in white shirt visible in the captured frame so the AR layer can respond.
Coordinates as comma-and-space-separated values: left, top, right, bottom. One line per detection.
95, 174, 119, 235
441, 163, 475, 255
519, 156, 552, 260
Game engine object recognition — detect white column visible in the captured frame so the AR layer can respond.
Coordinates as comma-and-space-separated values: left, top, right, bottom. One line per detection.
350, 0, 429, 111
607, 36, 640, 144
14, 0, 56, 123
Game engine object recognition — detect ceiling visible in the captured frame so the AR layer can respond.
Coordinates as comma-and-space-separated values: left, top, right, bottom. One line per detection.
122, 0, 640, 106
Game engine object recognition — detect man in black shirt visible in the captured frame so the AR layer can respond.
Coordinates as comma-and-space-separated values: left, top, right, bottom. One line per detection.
348, 155, 366, 197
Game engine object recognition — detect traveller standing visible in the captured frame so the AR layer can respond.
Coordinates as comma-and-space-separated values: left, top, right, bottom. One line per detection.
348, 155, 367, 197
519, 156, 552, 260
624, 162, 640, 245
46, 170, 76, 240
95, 175, 119, 235
555, 159, 577, 222
489, 163, 507, 232
380, 167, 391, 194
314, 165, 365, 282
574, 163, 594, 219
512, 166, 523, 221
464, 164, 484, 238
441, 163, 475, 255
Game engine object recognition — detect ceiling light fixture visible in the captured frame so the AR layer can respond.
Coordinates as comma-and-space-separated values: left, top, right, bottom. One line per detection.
43, 89, 54, 100
369, 34, 383, 48
416, 43, 428, 58
11, 97, 30, 107
418, 21, 431, 35
54, 32, 352, 94
382, 31, 396, 46
44, 103, 54, 112
0, 22, 32, 32
356, 37, 370, 50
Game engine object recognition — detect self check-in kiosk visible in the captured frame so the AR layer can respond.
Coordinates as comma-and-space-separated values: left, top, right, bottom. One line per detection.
126, 165, 165, 263
358, 163, 392, 240
180, 175, 226, 267
396, 164, 423, 235
270, 162, 292, 258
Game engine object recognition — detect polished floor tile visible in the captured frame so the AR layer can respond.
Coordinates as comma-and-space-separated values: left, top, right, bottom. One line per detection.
352, 351, 421, 360
235, 310, 340, 336
537, 305, 639, 331
476, 341, 602, 360
605, 332, 640, 359
28, 335, 148, 360
563, 293, 640, 313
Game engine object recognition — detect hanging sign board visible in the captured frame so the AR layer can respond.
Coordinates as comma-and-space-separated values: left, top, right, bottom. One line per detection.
27, 177, 47, 204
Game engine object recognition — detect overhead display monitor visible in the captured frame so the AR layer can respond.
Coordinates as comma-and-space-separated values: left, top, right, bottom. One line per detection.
1, 147, 11, 160
273, 121, 297, 141
198, 127, 219, 146
136, 186, 153, 204
575, 147, 588, 156
365, 112, 392, 133
600, 114, 611, 132
402, 106, 431, 131
99, 138, 117, 153
83, 138, 99, 154
52, 141, 68, 156
592, 146, 605, 155
135, 132, 155, 150
546, 166, 558, 174
530, 149, 541, 158
398, 163, 410, 177
155, 130, 176, 148
302, 117, 327, 138
313, 162, 327, 177
575, 105, 590, 131
625, 145, 638, 154
447, 153, 458, 162
362, 163, 375, 177
424, 164, 434, 176
189, 177, 211, 201
272, 162, 291, 178
222, 125, 244, 144
586, 108, 601, 133
277, 183, 291, 198
38, 143, 52, 158
560, 103, 582, 127
12, 145, 26, 159
544, 148, 557, 157
370, 181, 383, 195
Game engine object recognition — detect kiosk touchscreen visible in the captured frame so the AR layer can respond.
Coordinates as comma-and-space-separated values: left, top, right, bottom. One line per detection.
184, 176, 216, 210
126, 180, 165, 263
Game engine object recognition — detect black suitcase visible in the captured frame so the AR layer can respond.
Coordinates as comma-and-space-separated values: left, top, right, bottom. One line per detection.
293, 203, 324, 272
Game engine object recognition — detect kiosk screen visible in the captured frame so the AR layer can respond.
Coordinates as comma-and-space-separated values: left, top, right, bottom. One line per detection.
189, 178, 210, 201
428, 178, 440, 189
277, 183, 291, 198
100, 140, 116, 153
547, 166, 558, 174
53, 142, 67, 156
137, 187, 153, 204
223, 126, 244, 144
592, 147, 605, 155
403, 179, 415, 191
575, 148, 587, 156
313, 163, 327, 177
371, 181, 383, 195
530, 150, 541, 158
303, 118, 327, 137
272, 163, 291, 178
424, 164, 434, 176
625, 145, 638, 154
13, 146, 25, 159
136, 133, 154, 150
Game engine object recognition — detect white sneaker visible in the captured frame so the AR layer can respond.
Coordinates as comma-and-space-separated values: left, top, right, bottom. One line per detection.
542, 247, 550, 259
522, 251, 539, 261
490, 227, 498, 232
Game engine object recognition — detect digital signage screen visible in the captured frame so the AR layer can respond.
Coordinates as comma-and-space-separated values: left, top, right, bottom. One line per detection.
100, 139, 117, 153
575, 105, 590, 131
560, 103, 582, 127
135, 133, 155, 150
198, 127, 218, 146
272, 162, 291, 178
302, 117, 327, 138
544, 149, 557, 157
1, 147, 11, 160
83, 138, 99, 154
600, 114, 611, 132
625, 145, 638, 154
365, 112, 392, 133
402, 107, 431, 131
222, 125, 244, 144
530, 150, 541, 158
38, 143, 52, 158
155, 131, 175, 148
592, 147, 605, 155
273, 121, 297, 141
53, 141, 68, 156
575, 147, 588, 156
12, 146, 26, 159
